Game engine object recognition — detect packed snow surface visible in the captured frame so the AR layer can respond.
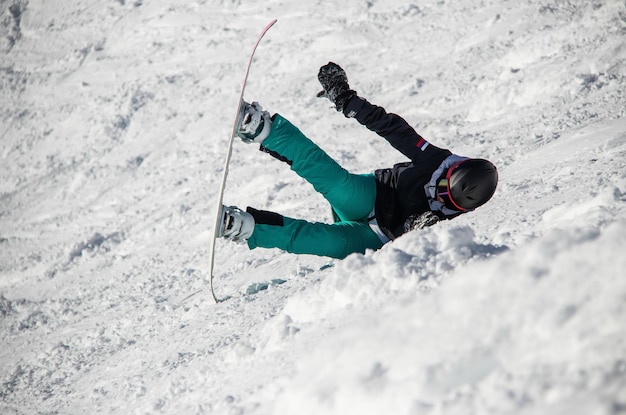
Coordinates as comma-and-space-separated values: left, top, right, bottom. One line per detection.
1, 0, 626, 414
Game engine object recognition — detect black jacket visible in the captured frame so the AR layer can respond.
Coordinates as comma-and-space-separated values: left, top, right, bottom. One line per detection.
344, 96, 461, 240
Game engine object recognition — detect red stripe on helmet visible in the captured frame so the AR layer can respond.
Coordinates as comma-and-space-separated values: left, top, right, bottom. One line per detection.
444, 160, 469, 211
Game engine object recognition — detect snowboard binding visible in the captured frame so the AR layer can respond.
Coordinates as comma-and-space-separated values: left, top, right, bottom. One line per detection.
236, 101, 272, 144
217, 205, 255, 241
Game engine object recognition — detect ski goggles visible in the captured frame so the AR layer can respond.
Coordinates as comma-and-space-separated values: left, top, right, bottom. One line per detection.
436, 161, 471, 212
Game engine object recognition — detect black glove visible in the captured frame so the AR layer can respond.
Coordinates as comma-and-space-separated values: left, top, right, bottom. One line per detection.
403, 211, 440, 233
317, 62, 357, 112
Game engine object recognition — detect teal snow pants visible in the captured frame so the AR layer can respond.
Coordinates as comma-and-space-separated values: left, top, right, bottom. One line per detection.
246, 114, 384, 259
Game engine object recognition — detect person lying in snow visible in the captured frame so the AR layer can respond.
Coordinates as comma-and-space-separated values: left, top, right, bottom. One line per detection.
217, 62, 498, 259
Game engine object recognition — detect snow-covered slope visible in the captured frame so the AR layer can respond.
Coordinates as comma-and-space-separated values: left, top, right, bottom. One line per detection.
1, 0, 625, 414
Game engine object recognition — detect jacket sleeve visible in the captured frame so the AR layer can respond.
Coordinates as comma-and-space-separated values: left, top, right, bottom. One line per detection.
343, 96, 448, 162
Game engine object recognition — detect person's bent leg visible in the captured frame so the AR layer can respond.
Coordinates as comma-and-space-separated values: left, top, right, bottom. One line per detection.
260, 115, 376, 221
246, 207, 383, 259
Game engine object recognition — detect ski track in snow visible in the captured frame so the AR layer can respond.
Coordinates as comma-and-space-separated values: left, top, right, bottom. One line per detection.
1, 0, 626, 414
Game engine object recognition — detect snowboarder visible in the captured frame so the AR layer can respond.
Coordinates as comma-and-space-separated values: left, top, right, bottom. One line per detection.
217, 62, 498, 259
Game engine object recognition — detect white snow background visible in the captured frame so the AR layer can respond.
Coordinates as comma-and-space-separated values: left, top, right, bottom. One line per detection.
2, 0, 626, 414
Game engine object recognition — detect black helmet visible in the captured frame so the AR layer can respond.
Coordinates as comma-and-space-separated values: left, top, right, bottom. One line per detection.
437, 159, 498, 211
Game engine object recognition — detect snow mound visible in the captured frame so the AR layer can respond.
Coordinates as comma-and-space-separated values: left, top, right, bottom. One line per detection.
273, 221, 626, 415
